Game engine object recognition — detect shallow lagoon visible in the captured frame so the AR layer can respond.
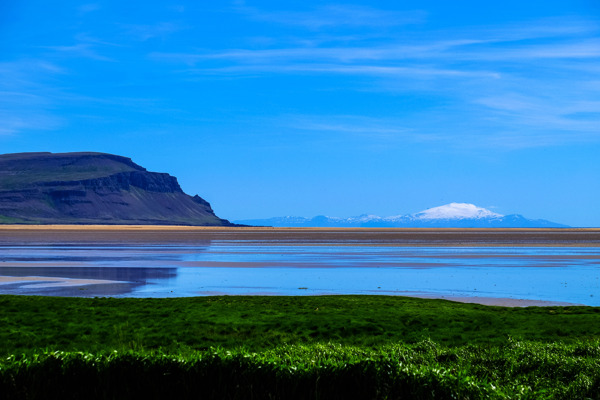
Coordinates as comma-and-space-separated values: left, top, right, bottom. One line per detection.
1, 242, 599, 306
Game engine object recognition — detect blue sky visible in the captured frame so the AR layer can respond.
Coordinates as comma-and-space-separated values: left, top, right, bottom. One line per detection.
1, 1, 599, 226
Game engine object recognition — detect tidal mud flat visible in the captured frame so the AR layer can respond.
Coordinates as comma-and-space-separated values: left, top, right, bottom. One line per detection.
1, 225, 599, 246
0, 226, 599, 305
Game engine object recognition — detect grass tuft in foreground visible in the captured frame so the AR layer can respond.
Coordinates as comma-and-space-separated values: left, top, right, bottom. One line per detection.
2, 340, 600, 399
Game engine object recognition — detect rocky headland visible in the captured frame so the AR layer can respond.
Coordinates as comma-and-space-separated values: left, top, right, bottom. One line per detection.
0, 152, 232, 226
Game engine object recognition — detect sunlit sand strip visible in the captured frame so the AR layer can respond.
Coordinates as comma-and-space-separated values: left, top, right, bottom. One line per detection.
435, 296, 579, 307
0, 225, 599, 231
195, 288, 580, 307
1, 226, 599, 247
0, 276, 123, 288
398, 293, 580, 307
358, 289, 583, 307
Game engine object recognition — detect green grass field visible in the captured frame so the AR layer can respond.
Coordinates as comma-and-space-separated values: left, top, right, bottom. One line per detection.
2, 295, 600, 399
2, 295, 599, 354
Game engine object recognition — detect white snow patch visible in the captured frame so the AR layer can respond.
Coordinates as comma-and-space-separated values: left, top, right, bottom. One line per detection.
348, 214, 381, 222
413, 203, 504, 220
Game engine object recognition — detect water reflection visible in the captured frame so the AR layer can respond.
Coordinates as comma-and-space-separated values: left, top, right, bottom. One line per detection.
0, 266, 176, 296
0, 242, 211, 296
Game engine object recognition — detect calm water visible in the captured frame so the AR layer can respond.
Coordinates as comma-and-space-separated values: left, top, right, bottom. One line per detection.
1, 243, 599, 305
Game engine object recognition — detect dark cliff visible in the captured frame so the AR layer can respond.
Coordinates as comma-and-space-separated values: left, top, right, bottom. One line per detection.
0, 152, 232, 226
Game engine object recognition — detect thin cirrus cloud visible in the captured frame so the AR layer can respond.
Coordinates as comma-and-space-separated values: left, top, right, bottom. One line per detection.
284, 114, 413, 136
151, 37, 595, 89
452, 40, 600, 61
0, 89, 64, 136
154, 40, 488, 63
151, 38, 599, 67
234, 4, 426, 29
0, 111, 63, 136
265, 114, 449, 149
146, 12, 600, 149
467, 92, 600, 149
175, 63, 500, 81
149, 43, 502, 82
42, 43, 114, 62
0, 60, 66, 135
446, 17, 598, 42
477, 95, 600, 132
275, 107, 599, 150
150, 18, 599, 74
119, 22, 185, 42
77, 3, 101, 15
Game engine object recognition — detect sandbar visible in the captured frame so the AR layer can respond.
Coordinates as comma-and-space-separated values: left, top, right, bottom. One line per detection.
0, 275, 123, 288
415, 294, 579, 307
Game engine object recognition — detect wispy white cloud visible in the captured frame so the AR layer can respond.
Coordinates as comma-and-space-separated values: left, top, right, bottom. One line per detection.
270, 114, 446, 148
177, 63, 500, 81
170, 5, 185, 13
475, 94, 600, 137
153, 39, 488, 63
235, 4, 426, 30
448, 17, 598, 43
43, 43, 114, 61
77, 3, 101, 15
155, 36, 600, 66
256, 87, 600, 151
149, 11, 600, 149
120, 22, 184, 41
0, 60, 66, 135
285, 114, 412, 135
453, 39, 600, 61
40, 30, 136, 61
0, 60, 65, 91
150, 40, 505, 82
0, 111, 63, 136
151, 17, 599, 73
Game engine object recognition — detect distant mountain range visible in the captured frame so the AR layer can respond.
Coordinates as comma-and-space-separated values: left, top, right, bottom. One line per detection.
235, 203, 568, 228
0, 152, 233, 226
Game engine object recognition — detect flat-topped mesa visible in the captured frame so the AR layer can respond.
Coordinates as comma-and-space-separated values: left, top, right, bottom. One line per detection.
40, 171, 184, 194
0, 152, 232, 226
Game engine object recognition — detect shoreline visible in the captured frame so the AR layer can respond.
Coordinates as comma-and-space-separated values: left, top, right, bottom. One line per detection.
1, 224, 599, 231
0, 277, 583, 307
412, 294, 580, 307
0, 226, 599, 247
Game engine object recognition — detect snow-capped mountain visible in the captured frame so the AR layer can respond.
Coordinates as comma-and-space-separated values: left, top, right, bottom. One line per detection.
412, 203, 503, 220
234, 203, 568, 228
